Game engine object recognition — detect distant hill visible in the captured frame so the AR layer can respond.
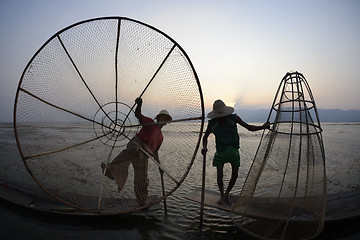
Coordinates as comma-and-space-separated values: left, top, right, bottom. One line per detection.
317, 109, 360, 122
233, 109, 360, 122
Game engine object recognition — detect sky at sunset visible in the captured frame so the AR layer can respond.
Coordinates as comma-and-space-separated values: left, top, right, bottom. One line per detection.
1, 0, 359, 122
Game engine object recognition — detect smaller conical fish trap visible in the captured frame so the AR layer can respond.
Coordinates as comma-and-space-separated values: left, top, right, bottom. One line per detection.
231, 72, 326, 240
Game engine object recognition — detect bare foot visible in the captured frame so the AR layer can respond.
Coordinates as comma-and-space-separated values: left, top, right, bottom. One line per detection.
217, 198, 225, 205
137, 199, 147, 206
224, 194, 231, 206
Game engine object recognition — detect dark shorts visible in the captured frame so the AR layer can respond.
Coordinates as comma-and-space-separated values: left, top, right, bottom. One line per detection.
213, 146, 240, 167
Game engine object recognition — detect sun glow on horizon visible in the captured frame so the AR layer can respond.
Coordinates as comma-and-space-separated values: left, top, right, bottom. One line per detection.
228, 101, 236, 108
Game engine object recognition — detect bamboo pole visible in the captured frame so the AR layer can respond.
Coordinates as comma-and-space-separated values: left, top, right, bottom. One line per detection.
199, 152, 206, 229
160, 169, 167, 214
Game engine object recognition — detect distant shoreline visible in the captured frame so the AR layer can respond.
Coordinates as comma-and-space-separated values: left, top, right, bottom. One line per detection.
2, 108, 360, 123
231, 108, 360, 123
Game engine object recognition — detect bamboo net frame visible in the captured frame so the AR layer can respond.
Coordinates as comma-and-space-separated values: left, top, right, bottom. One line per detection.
231, 71, 326, 240
13, 17, 204, 215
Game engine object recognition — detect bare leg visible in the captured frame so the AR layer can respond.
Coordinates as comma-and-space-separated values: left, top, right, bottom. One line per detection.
224, 164, 239, 205
133, 151, 149, 205
216, 165, 225, 205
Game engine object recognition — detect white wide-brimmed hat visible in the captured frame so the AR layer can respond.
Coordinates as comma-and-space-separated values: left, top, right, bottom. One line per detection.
156, 109, 172, 122
207, 100, 234, 118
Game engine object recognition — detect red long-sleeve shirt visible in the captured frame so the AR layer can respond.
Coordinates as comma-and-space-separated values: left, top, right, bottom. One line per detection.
136, 115, 163, 153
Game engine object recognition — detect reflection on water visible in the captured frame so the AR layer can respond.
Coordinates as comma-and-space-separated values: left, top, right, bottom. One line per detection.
0, 122, 360, 239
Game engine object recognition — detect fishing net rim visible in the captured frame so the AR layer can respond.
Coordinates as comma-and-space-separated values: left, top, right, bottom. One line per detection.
13, 16, 205, 215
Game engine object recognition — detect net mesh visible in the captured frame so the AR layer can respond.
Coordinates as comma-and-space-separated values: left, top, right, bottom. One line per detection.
231, 72, 326, 240
14, 17, 204, 214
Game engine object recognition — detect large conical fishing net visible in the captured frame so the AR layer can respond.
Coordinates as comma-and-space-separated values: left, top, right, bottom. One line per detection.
14, 17, 204, 214
231, 72, 326, 239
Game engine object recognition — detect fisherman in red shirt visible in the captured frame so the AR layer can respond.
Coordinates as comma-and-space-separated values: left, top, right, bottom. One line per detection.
101, 97, 172, 205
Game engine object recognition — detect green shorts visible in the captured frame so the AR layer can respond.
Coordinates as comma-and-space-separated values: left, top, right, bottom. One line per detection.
213, 146, 240, 167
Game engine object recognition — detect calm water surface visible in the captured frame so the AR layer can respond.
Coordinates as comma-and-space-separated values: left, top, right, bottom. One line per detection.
0, 122, 359, 239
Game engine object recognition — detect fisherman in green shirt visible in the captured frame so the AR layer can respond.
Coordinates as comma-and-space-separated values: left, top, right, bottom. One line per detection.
201, 99, 270, 205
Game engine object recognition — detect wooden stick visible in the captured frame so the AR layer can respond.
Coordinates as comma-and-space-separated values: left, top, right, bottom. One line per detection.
137, 146, 179, 185
160, 170, 167, 214
121, 134, 180, 185
199, 152, 206, 229
24, 133, 109, 160
122, 116, 202, 128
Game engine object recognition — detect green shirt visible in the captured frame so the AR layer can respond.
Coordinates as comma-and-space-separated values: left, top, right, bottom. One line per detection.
208, 114, 239, 152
